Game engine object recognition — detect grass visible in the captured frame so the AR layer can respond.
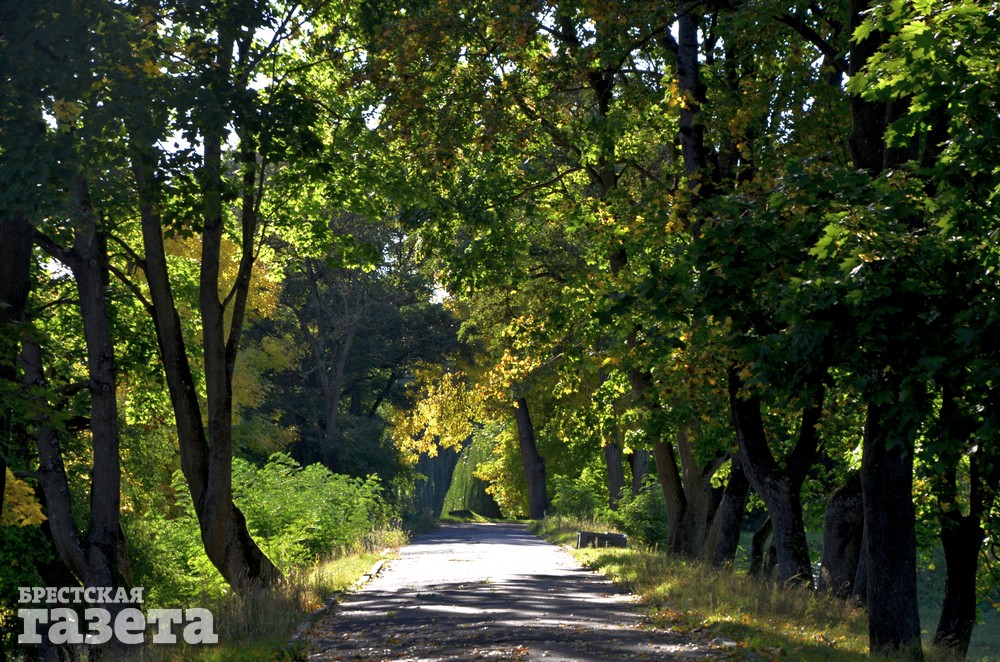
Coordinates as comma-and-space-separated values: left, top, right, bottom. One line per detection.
129, 528, 407, 661
438, 509, 509, 524
531, 517, 1000, 662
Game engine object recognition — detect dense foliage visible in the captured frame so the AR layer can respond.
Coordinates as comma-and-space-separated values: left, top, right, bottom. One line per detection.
2, 0, 998, 659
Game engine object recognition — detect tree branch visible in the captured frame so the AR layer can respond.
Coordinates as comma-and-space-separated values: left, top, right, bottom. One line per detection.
777, 13, 848, 77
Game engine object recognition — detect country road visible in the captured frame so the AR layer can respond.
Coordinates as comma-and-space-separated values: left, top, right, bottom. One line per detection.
300, 522, 726, 661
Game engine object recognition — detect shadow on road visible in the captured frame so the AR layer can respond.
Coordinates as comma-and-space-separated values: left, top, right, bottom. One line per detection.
303, 523, 720, 661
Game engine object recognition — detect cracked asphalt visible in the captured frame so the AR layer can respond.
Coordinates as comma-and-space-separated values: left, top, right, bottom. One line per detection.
300, 522, 727, 661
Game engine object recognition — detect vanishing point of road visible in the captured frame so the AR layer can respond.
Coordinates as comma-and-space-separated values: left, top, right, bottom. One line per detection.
301, 522, 731, 661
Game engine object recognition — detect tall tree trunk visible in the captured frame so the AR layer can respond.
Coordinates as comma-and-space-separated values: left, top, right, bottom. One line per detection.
68, 175, 126, 589
934, 509, 982, 658
300, 260, 364, 469
847, 1, 923, 652
932, 389, 987, 657
711, 453, 750, 568
651, 436, 686, 553
603, 441, 626, 510
513, 397, 548, 519
627, 449, 650, 496
675, 426, 725, 558
729, 370, 817, 585
28, 174, 131, 598
861, 399, 922, 658
674, 9, 713, 201
128, 115, 279, 595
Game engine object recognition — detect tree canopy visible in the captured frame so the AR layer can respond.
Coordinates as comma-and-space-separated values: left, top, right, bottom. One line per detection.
2, 0, 998, 659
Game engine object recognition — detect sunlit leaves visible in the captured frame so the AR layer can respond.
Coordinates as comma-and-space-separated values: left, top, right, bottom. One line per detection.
1, 470, 47, 527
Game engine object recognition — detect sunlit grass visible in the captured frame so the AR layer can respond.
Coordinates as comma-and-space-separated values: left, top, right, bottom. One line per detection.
533, 516, 1000, 661
129, 528, 406, 661
532, 517, 872, 660
438, 510, 511, 524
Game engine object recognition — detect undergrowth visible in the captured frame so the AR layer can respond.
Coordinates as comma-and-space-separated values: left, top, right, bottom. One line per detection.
128, 527, 406, 661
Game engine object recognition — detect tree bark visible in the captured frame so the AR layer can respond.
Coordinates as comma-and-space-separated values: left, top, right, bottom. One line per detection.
513, 397, 548, 519
711, 453, 751, 568
27, 173, 132, 601
603, 441, 626, 510
851, 528, 868, 608
934, 508, 982, 658
932, 390, 986, 657
128, 97, 279, 593
675, 426, 725, 558
846, 2, 923, 653
68, 175, 127, 589
749, 517, 772, 580
675, 9, 712, 201
860, 399, 922, 659
818, 472, 863, 599
627, 449, 650, 496
729, 369, 817, 585
651, 436, 686, 552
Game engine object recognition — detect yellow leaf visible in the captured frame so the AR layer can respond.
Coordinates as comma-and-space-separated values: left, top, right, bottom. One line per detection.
2, 468, 47, 527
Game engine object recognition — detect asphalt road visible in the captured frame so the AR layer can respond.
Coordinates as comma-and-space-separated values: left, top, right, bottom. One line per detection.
301, 522, 722, 661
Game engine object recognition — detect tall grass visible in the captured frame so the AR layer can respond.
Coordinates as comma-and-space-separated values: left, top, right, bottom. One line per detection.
128, 527, 407, 662
533, 517, 872, 660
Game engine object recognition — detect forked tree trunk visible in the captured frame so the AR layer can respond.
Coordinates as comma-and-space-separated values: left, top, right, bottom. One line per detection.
127, 59, 279, 591
676, 426, 725, 558
513, 397, 548, 519
23, 176, 131, 657
652, 427, 722, 559
729, 370, 817, 585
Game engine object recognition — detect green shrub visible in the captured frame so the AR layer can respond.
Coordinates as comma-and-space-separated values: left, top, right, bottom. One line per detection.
550, 468, 607, 520
610, 476, 670, 548
234, 453, 391, 569
127, 453, 394, 607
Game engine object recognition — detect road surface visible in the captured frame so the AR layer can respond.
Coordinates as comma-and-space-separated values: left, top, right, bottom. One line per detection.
300, 522, 726, 660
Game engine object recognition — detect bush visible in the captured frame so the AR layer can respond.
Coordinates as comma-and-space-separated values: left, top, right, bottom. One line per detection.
610, 476, 670, 548
550, 468, 607, 520
127, 453, 394, 607
233, 453, 391, 569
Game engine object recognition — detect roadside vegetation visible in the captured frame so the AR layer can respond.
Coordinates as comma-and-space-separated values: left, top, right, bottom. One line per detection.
532, 516, 999, 661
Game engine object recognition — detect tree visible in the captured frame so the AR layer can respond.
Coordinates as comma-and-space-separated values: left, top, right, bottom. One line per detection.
0, 0, 46, 524
845, 1, 1000, 654
116, 0, 347, 591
